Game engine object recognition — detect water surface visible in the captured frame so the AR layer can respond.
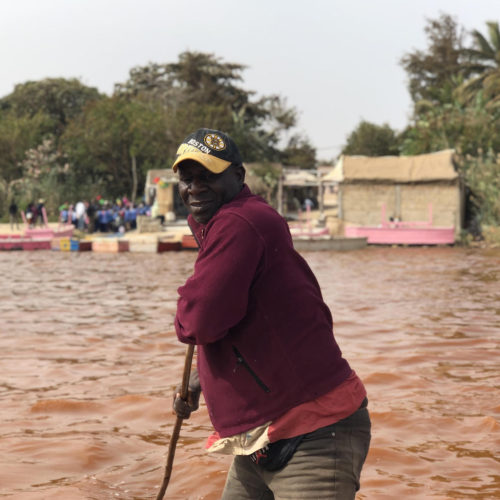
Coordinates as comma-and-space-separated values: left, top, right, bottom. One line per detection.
0, 247, 499, 499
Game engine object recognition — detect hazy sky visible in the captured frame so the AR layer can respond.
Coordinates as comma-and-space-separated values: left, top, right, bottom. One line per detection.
1, 0, 498, 159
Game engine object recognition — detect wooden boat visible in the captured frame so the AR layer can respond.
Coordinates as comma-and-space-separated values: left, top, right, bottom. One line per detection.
128, 238, 159, 253
345, 224, 455, 245
293, 236, 367, 252
0, 237, 51, 251
158, 240, 182, 252
51, 237, 72, 251
92, 238, 129, 253
24, 224, 74, 239
289, 226, 330, 238
181, 234, 198, 250
72, 240, 92, 252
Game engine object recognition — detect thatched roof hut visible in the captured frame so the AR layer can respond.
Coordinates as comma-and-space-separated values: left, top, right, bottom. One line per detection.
324, 150, 464, 237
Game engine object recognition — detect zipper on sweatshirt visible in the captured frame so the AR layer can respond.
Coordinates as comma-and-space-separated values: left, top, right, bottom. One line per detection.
232, 346, 271, 393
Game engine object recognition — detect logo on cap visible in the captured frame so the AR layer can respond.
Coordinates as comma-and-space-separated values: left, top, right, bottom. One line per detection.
204, 133, 226, 151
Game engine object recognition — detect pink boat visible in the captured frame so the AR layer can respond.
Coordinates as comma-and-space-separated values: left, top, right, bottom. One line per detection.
24, 224, 74, 239
344, 204, 455, 245
0, 237, 52, 251
21, 205, 74, 239
0, 207, 75, 251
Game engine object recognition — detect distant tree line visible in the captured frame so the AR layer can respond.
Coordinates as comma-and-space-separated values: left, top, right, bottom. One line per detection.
341, 14, 500, 228
0, 51, 315, 219
1, 16, 499, 230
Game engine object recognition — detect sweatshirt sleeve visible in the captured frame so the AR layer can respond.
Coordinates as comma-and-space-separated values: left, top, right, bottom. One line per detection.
175, 213, 265, 345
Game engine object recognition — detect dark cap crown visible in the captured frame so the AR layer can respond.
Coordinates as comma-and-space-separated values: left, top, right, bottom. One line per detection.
172, 128, 242, 173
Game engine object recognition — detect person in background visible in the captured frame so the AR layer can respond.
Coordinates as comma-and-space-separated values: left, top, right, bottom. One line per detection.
36, 199, 45, 226
9, 200, 20, 231
97, 205, 110, 232
26, 202, 36, 227
58, 203, 69, 223
124, 203, 137, 231
86, 199, 97, 233
172, 128, 371, 499
75, 200, 87, 231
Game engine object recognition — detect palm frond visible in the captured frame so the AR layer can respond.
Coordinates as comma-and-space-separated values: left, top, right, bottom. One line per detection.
471, 29, 496, 58
486, 21, 500, 52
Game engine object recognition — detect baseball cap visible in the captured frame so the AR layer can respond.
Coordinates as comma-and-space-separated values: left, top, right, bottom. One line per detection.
172, 128, 243, 174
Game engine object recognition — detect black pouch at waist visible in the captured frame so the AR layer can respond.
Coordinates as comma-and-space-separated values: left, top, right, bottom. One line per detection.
249, 434, 304, 472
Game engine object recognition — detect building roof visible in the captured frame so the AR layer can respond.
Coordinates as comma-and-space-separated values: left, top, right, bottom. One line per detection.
323, 149, 459, 183
281, 168, 318, 186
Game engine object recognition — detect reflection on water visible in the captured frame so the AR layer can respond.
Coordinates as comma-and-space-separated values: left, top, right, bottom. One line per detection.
0, 247, 499, 499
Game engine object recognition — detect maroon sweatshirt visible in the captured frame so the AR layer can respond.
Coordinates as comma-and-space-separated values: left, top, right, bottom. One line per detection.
175, 185, 351, 437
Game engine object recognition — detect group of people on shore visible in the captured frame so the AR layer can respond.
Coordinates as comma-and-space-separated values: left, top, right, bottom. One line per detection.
6, 196, 153, 233
59, 197, 151, 234
7, 199, 45, 230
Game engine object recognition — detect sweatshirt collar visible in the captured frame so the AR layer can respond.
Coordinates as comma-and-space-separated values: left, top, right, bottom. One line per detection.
187, 184, 251, 242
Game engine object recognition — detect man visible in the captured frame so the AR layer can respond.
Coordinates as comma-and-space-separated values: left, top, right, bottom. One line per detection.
172, 128, 370, 499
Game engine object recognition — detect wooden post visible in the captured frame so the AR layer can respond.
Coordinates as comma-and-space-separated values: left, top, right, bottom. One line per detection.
318, 177, 325, 222
277, 175, 283, 215
156, 345, 195, 500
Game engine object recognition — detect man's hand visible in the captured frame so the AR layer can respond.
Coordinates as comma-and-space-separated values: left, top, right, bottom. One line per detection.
172, 369, 201, 419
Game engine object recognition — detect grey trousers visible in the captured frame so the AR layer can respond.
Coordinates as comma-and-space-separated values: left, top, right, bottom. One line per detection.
221, 400, 371, 500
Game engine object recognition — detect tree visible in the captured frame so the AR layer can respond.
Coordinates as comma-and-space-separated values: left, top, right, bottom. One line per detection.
341, 120, 400, 156
61, 96, 171, 200
461, 21, 500, 108
0, 110, 53, 183
400, 14, 469, 106
115, 52, 250, 112
114, 52, 302, 163
399, 94, 500, 156
281, 134, 316, 168
0, 78, 102, 137
399, 15, 500, 232
7, 139, 71, 215
457, 151, 500, 227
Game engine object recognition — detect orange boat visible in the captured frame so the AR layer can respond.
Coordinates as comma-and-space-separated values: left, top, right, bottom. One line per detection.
181, 234, 198, 250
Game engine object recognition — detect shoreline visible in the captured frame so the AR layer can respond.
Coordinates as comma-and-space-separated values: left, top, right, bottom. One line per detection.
1, 223, 499, 249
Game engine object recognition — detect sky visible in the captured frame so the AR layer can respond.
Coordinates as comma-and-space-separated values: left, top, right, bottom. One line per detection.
1, 0, 498, 160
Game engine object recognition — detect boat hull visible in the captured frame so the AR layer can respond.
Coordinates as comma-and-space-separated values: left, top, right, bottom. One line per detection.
345, 226, 455, 245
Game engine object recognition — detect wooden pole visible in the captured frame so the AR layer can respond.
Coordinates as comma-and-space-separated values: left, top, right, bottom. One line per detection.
156, 344, 195, 500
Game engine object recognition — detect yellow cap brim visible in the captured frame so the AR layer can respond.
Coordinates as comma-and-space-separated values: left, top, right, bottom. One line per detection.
172, 152, 232, 174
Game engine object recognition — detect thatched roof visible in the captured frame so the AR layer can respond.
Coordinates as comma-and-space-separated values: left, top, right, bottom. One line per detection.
323, 149, 459, 183
281, 168, 318, 186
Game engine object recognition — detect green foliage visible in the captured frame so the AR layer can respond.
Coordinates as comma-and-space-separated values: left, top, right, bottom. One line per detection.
114, 52, 300, 163
0, 53, 314, 210
460, 21, 500, 108
400, 15, 500, 231
457, 152, 500, 225
0, 78, 102, 137
400, 93, 500, 156
15, 138, 70, 215
341, 120, 400, 156
61, 96, 171, 201
281, 135, 316, 168
0, 79, 104, 215
400, 14, 469, 105
246, 162, 282, 204
0, 110, 53, 182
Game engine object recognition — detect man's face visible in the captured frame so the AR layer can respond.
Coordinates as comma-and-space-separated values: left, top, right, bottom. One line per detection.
177, 160, 244, 224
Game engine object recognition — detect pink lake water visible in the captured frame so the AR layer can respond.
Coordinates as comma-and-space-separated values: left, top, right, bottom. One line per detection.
0, 246, 499, 499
